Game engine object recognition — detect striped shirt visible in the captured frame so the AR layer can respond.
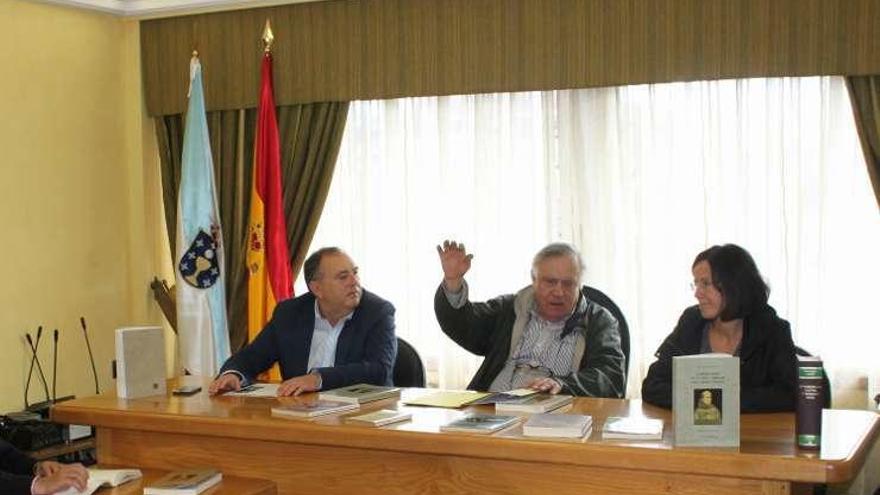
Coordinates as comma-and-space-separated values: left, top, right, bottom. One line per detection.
489, 308, 579, 391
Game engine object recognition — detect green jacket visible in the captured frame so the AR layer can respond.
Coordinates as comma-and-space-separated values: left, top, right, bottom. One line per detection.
435, 284, 625, 397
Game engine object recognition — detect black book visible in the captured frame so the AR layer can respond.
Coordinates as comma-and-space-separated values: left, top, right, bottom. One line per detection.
796, 355, 824, 450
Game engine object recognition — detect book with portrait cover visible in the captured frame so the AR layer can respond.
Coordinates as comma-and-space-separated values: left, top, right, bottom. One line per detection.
672, 353, 740, 447
318, 383, 401, 404
440, 413, 520, 434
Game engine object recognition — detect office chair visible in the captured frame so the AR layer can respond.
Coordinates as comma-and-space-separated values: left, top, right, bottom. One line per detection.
582, 285, 630, 389
393, 337, 426, 387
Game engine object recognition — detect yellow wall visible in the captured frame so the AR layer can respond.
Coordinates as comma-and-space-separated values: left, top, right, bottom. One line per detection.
0, 0, 166, 413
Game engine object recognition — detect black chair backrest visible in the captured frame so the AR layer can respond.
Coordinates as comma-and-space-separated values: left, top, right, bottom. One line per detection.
582, 285, 630, 389
393, 337, 426, 388
795, 346, 831, 408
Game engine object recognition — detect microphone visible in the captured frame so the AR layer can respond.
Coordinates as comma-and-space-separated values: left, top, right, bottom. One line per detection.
81, 317, 100, 395
25, 332, 50, 405
52, 329, 59, 403
24, 325, 42, 408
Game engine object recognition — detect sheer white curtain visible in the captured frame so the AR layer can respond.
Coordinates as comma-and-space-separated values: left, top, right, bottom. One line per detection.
295, 94, 555, 388
555, 78, 880, 397
298, 77, 880, 396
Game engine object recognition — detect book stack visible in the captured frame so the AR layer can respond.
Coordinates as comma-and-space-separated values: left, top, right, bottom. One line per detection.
440, 413, 520, 434
319, 383, 401, 404
523, 413, 592, 438
346, 409, 412, 426
271, 400, 360, 418
143, 468, 222, 495
495, 394, 573, 414
601, 416, 664, 440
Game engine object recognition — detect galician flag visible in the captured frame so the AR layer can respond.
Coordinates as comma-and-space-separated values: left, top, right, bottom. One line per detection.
175, 54, 231, 377
247, 41, 293, 381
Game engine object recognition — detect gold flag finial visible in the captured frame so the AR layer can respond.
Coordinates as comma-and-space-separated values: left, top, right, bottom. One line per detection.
262, 19, 274, 53
192, 49, 198, 58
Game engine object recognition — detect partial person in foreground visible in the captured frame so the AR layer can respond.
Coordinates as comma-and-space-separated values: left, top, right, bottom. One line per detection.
209, 247, 397, 397
0, 438, 88, 495
641, 244, 797, 412
435, 241, 625, 397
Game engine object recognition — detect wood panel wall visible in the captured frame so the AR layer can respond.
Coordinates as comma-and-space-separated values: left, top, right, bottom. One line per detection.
141, 0, 880, 116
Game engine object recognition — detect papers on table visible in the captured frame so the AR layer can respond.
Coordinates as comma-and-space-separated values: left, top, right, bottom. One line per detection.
403, 390, 491, 408
224, 383, 279, 397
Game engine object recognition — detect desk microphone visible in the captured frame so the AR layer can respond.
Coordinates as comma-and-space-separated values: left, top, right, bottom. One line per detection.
24, 326, 41, 408
81, 317, 100, 395
52, 329, 59, 403
25, 331, 50, 405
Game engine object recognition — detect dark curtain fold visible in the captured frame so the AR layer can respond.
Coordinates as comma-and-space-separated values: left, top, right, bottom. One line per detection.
845, 76, 880, 210
153, 102, 348, 351
276, 102, 350, 279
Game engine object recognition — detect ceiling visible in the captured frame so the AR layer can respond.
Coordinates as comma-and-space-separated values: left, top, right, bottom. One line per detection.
34, 0, 322, 19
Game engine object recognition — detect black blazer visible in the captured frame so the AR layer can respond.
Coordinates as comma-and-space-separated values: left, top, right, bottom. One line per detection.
0, 439, 36, 494
220, 290, 397, 390
641, 305, 797, 412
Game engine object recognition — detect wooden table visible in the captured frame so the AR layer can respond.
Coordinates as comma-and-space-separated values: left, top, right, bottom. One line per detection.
95, 467, 276, 494
52, 384, 879, 495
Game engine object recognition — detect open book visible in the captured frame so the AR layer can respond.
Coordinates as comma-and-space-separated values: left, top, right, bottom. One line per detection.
57, 468, 143, 495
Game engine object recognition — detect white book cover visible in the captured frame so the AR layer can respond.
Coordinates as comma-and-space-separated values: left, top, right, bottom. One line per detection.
57, 468, 143, 495
115, 327, 166, 399
523, 413, 592, 438
346, 409, 412, 426
601, 416, 664, 440
673, 353, 740, 447
495, 394, 573, 413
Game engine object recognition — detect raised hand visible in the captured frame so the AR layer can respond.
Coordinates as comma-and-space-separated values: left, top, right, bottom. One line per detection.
436, 240, 473, 292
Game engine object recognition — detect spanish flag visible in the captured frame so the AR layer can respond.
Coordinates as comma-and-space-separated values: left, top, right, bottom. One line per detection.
247, 39, 292, 380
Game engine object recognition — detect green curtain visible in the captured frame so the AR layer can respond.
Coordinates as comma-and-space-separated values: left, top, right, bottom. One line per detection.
845, 76, 880, 210
154, 102, 349, 351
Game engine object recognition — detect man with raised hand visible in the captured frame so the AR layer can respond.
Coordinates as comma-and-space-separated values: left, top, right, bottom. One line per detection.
435, 241, 624, 397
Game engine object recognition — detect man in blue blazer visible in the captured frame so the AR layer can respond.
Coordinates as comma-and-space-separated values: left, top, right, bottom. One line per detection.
209, 247, 397, 396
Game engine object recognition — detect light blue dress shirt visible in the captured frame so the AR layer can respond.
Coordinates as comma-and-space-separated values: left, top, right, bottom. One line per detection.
307, 300, 354, 371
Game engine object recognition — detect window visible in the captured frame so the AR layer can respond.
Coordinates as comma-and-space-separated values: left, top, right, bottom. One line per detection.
298, 77, 880, 396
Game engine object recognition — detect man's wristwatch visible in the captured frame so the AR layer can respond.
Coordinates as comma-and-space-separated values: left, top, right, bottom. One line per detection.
311, 371, 323, 390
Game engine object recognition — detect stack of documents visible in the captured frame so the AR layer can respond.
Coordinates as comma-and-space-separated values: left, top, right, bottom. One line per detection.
523, 413, 592, 438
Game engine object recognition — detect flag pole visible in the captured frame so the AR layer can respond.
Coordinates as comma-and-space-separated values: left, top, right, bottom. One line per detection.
263, 20, 274, 53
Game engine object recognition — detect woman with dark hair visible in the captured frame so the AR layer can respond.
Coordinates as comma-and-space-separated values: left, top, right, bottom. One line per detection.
641, 244, 798, 412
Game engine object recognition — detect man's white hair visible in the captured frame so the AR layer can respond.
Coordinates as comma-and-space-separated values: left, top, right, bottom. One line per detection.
530, 242, 585, 283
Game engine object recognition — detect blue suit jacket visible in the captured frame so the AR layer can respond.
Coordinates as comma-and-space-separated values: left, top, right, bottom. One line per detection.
220, 289, 397, 390
0, 438, 36, 494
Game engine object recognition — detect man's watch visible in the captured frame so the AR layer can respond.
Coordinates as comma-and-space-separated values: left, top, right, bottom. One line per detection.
311, 371, 323, 390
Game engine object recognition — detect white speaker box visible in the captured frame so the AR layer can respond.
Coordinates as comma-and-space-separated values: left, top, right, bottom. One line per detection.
115, 326, 166, 399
